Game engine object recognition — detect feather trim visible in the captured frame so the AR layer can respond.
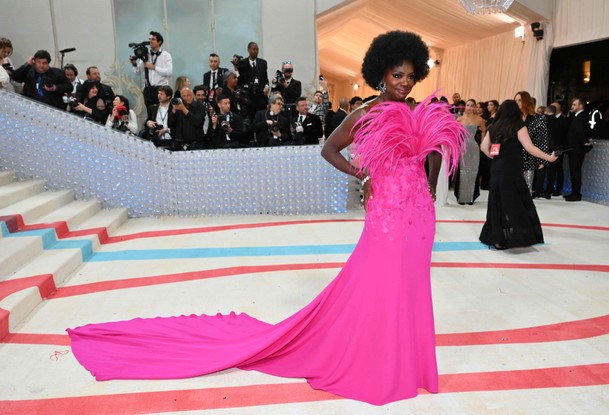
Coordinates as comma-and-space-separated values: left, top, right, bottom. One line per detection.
352, 97, 466, 178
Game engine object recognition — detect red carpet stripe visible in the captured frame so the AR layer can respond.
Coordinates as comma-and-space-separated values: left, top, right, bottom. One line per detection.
4, 213, 607, 247
48, 263, 346, 299
1, 363, 608, 414
3, 261, 608, 345
48, 262, 609, 300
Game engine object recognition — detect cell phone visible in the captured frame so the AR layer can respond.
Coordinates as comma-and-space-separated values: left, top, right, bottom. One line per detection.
553, 148, 572, 157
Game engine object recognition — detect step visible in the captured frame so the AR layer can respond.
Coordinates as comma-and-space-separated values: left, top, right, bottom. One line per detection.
9, 248, 83, 287
0, 171, 16, 186
0, 180, 46, 209
1, 249, 84, 334
70, 207, 128, 242
35, 199, 101, 231
0, 189, 74, 224
1, 287, 42, 333
0, 235, 43, 280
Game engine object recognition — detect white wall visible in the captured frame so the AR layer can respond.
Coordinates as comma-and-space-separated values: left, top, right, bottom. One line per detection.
261, 0, 319, 97
0, 0, 116, 80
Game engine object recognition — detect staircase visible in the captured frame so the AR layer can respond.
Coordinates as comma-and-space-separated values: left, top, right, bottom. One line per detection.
0, 172, 128, 339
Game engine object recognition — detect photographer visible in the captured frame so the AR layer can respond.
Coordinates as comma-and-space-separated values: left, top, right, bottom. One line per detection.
10, 49, 72, 110
67, 80, 110, 124
252, 94, 290, 146
130, 31, 173, 108
308, 78, 330, 124
233, 42, 269, 120
271, 61, 301, 113
203, 53, 228, 102
292, 97, 323, 145
76, 67, 115, 104
171, 87, 206, 150
105, 95, 138, 134
208, 94, 245, 149
63, 64, 83, 96
144, 85, 175, 146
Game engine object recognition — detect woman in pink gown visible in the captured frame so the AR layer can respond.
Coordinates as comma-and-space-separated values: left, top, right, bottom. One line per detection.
67, 31, 464, 406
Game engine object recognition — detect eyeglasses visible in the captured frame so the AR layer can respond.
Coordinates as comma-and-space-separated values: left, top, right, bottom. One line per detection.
282, 61, 291, 64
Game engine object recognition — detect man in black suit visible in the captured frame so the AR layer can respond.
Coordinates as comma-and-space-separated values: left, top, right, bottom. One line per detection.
291, 97, 323, 145
207, 94, 245, 148
233, 42, 269, 119
564, 98, 591, 201
170, 87, 206, 150
11, 50, 72, 110
544, 103, 568, 197
144, 85, 175, 146
202, 53, 227, 103
271, 61, 301, 117
331, 97, 349, 132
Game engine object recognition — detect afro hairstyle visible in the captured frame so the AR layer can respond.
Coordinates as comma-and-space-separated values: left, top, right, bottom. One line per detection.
361, 31, 430, 89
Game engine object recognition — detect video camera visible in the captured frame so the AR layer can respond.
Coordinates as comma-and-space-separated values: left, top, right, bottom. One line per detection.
128, 41, 150, 62
275, 70, 285, 85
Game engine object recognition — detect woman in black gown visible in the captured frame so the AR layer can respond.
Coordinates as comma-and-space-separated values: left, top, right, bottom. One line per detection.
479, 100, 557, 250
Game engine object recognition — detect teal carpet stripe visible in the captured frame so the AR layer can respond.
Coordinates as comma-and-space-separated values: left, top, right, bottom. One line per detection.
6, 228, 93, 261
88, 242, 487, 262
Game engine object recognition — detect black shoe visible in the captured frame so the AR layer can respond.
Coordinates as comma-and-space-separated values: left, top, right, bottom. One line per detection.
552, 191, 561, 197
564, 194, 582, 202
541, 192, 551, 199
532, 191, 541, 199
494, 243, 507, 250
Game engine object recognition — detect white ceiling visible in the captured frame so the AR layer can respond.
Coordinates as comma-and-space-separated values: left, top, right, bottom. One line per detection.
317, 0, 546, 83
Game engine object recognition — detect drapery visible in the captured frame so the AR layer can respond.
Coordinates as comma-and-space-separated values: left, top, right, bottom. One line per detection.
434, 24, 553, 104
553, 0, 609, 48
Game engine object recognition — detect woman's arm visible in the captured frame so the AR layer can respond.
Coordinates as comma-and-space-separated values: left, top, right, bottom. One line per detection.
427, 151, 441, 202
321, 108, 368, 180
480, 131, 492, 158
517, 126, 557, 163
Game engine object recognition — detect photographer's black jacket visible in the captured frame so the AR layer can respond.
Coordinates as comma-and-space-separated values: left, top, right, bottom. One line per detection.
271, 78, 302, 106
236, 58, 268, 92
252, 109, 291, 146
171, 101, 206, 148
207, 112, 245, 149
291, 112, 323, 145
11, 64, 72, 109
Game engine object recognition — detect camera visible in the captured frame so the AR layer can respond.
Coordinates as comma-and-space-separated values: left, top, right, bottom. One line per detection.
270, 120, 280, 133
42, 78, 55, 88
219, 113, 231, 131
128, 41, 150, 62
171, 97, 182, 106
232, 54, 244, 65
63, 95, 79, 108
147, 123, 163, 138
275, 70, 285, 85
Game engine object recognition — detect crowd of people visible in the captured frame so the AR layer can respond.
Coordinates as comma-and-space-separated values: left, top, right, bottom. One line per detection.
0, 32, 600, 202
0, 32, 337, 151
429, 91, 594, 205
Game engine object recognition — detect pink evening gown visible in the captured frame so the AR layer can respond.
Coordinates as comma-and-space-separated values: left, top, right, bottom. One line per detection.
67, 99, 464, 406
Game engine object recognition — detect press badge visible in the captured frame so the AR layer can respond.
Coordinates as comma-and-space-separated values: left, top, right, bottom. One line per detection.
490, 143, 501, 156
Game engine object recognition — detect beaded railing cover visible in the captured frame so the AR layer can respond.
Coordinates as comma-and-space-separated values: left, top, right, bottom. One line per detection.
0, 90, 349, 217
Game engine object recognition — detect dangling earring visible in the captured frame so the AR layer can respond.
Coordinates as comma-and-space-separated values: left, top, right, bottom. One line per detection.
377, 82, 386, 94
